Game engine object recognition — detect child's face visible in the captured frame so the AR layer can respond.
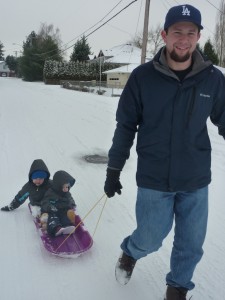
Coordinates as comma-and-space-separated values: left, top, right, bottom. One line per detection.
62, 183, 70, 192
32, 178, 45, 186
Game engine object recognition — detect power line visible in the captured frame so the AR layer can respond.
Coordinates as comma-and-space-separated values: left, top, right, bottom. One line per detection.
33, 0, 138, 60
73, 0, 138, 46
205, 0, 225, 14
63, 0, 125, 49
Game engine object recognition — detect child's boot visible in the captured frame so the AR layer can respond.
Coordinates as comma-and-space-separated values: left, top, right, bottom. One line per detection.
40, 213, 48, 231
67, 209, 76, 224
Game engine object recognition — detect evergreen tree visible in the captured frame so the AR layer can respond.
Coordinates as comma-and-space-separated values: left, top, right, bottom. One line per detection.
70, 36, 91, 62
5, 55, 18, 74
196, 43, 203, 52
0, 41, 4, 60
19, 24, 62, 81
203, 39, 219, 65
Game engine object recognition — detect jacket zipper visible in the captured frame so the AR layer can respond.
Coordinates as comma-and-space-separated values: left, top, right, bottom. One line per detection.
186, 86, 196, 126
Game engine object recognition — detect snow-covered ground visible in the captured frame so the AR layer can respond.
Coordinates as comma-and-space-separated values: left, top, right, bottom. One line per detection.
0, 77, 225, 300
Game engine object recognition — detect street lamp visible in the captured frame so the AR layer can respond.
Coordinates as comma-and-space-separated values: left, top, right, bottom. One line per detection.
12, 42, 23, 47
12, 43, 23, 57
99, 51, 105, 93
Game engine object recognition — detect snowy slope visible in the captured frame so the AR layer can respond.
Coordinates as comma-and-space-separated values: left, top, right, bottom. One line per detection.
0, 77, 225, 300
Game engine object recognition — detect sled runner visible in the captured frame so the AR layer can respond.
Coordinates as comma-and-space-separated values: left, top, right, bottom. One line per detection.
29, 204, 93, 258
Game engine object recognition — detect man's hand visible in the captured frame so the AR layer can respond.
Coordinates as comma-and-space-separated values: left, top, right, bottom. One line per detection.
104, 168, 123, 198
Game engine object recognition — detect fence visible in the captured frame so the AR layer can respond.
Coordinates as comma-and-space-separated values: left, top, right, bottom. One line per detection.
60, 80, 123, 96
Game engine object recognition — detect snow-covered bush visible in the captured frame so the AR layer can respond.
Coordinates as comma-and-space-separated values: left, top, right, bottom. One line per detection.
43, 60, 118, 84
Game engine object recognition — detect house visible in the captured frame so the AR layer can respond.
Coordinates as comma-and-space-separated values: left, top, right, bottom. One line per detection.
93, 43, 152, 88
95, 43, 152, 65
103, 63, 139, 88
0, 61, 14, 77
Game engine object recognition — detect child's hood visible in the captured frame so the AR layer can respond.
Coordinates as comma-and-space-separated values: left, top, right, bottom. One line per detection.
29, 159, 50, 182
52, 170, 75, 192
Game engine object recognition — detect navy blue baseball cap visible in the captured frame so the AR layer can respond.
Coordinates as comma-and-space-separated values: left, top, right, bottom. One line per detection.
164, 4, 203, 30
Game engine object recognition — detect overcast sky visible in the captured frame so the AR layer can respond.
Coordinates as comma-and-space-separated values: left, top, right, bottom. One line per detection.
0, 0, 222, 60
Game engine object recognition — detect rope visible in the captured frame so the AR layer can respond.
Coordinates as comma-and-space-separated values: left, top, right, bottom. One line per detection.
92, 194, 108, 237
55, 193, 107, 252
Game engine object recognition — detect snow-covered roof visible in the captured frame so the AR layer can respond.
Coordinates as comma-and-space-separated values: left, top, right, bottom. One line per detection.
103, 63, 139, 74
101, 43, 152, 64
88, 54, 96, 60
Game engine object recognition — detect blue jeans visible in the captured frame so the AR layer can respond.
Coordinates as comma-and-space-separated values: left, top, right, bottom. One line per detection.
121, 186, 208, 290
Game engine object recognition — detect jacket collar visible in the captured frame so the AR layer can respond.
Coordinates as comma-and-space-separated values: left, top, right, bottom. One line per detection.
153, 47, 212, 80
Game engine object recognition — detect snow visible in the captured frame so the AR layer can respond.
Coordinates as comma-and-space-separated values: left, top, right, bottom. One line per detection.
100, 43, 152, 64
0, 77, 225, 300
103, 63, 139, 74
214, 65, 225, 75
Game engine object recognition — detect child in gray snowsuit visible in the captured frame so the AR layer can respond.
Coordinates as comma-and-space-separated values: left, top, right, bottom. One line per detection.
41, 170, 76, 237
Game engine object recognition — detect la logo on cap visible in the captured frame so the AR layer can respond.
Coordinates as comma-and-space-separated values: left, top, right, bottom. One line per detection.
182, 5, 191, 16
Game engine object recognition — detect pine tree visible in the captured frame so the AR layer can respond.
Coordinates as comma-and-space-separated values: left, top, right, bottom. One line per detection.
5, 55, 18, 73
203, 39, 219, 65
70, 36, 91, 62
0, 41, 4, 60
19, 24, 62, 81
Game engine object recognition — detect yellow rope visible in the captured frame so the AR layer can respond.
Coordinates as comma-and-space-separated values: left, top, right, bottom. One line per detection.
92, 194, 108, 237
55, 193, 107, 252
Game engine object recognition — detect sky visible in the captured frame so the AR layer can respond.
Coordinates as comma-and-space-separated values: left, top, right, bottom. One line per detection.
0, 0, 222, 60
0, 77, 225, 299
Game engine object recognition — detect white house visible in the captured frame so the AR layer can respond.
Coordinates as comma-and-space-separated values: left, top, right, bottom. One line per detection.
97, 43, 152, 88
0, 61, 12, 77
101, 43, 152, 64
103, 63, 139, 88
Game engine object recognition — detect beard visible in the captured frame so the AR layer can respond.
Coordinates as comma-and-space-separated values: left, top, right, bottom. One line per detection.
169, 49, 191, 63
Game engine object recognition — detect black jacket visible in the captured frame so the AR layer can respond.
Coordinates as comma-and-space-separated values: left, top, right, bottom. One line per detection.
108, 48, 225, 192
13, 159, 52, 208
41, 170, 76, 213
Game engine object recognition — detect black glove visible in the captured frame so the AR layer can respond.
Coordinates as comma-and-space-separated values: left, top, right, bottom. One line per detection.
104, 168, 122, 198
1, 205, 11, 211
1, 199, 19, 211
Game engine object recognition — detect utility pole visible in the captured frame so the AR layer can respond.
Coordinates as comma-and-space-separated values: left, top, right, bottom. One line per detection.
141, 0, 151, 64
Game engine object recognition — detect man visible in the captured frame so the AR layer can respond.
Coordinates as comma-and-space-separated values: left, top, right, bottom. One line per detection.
104, 4, 225, 300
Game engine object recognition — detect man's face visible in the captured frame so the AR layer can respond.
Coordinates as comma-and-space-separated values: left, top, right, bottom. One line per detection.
161, 22, 200, 63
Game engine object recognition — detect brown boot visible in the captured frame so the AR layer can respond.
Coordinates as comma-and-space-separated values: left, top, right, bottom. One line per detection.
67, 209, 76, 224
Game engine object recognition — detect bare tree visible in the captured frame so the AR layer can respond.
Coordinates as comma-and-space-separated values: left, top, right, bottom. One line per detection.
38, 23, 62, 47
214, 0, 225, 66
130, 35, 142, 49
129, 24, 164, 57
148, 24, 164, 56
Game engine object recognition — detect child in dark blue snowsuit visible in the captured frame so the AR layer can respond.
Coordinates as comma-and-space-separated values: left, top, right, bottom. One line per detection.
1, 159, 52, 216
41, 170, 76, 237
